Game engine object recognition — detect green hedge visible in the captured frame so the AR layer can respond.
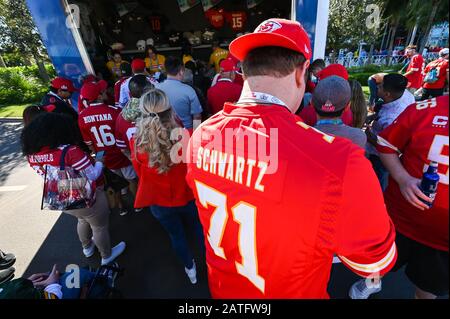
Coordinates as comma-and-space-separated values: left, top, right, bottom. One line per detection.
0, 65, 56, 105
348, 64, 405, 87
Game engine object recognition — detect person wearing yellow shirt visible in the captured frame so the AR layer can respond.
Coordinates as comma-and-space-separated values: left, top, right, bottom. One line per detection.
106, 51, 129, 82
182, 44, 194, 65
145, 45, 166, 75
209, 41, 229, 73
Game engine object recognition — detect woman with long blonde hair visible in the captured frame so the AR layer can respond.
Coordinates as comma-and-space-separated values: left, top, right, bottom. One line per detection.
348, 79, 368, 128
130, 89, 204, 284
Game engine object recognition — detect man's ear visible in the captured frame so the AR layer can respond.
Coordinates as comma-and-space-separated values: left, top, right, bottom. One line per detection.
295, 60, 310, 87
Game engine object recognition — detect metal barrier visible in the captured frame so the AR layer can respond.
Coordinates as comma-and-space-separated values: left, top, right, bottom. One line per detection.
324, 53, 440, 67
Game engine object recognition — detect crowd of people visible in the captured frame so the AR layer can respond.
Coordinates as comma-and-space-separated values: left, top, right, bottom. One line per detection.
0, 18, 448, 300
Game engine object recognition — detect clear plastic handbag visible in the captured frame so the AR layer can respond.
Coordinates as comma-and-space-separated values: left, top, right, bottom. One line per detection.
41, 146, 96, 211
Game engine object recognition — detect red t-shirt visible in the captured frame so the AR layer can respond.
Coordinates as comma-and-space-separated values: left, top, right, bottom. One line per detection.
186, 102, 397, 298
377, 96, 449, 251
423, 58, 449, 89
205, 9, 225, 29
114, 112, 136, 152
306, 80, 316, 93
114, 77, 129, 106
207, 79, 243, 115
130, 137, 194, 208
226, 11, 247, 32
78, 103, 131, 170
405, 54, 424, 89
299, 104, 354, 127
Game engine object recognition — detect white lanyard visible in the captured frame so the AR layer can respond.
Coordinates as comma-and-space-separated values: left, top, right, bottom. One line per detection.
237, 91, 289, 110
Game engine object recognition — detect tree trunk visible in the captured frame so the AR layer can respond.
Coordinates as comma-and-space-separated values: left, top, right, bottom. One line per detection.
380, 23, 388, 51
409, 21, 419, 45
33, 53, 50, 83
0, 54, 6, 67
406, 29, 413, 47
419, 0, 440, 54
387, 17, 400, 65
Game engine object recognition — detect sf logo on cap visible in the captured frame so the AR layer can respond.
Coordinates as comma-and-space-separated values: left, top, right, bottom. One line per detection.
256, 20, 282, 33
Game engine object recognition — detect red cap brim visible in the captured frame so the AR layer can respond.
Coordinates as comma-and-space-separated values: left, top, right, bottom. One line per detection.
230, 32, 307, 62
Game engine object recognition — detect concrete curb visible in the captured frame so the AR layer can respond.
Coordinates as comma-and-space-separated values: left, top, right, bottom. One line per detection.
0, 117, 22, 123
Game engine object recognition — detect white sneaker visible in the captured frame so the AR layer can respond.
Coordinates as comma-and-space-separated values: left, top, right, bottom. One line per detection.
184, 260, 197, 284
101, 242, 126, 266
83, 240, 96, 258
349, 278, 382, 299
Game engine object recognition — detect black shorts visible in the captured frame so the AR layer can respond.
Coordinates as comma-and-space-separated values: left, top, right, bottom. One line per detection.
392, 232, 449, 296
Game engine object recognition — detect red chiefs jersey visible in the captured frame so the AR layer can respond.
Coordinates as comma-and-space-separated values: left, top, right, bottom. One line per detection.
377, 96, 449, 251
115, 112, 136, 151
205, 9, 225, 29
207, 79, 243, 115
130, 137, 194, 208
405, 54, 424, 89
423, 58, 449, 89
186, 102, 397, 298
226, 12, 247, 32
78, 103, 131, 170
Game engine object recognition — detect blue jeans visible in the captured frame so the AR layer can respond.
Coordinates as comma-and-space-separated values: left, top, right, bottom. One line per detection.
151, 201, 205, 269
368, 77, 378, 106
369, 154, 389, 191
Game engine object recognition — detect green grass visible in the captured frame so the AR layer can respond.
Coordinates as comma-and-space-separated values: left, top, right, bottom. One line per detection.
0, 103, 29, 118
362, 86, 370, 99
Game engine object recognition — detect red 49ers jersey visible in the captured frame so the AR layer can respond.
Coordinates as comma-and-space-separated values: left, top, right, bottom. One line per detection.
78, 103, 131, 170
377, 96, 449, 251
226, 11, 247, 32
186, 102, 397, 298
115, 112, 136, 152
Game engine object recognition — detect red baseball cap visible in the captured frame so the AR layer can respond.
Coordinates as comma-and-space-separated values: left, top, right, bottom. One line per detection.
317, 64, 349, 81
80, 80, 108, 102
82, 74, 97, 84
230, 18, 312, 61
131, 59, 145, 71
51, 77, 79, 92
220, 58, 238, 72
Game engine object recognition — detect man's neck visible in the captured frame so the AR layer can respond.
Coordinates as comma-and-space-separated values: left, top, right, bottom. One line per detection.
241, 75, 300, 113
167, 75, 181, 81
316, 115, 343, 122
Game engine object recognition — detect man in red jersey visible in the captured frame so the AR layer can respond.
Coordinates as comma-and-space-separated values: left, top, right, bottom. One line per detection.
351, 96, 448, 299
78, 81, 138, 216
185, 19, 397, 299
115, 74, 154, 156
403, 45, 424, 95
207, 59, 242, 115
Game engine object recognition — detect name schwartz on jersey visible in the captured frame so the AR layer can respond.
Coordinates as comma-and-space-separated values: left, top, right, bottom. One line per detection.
196, 146, 268, 192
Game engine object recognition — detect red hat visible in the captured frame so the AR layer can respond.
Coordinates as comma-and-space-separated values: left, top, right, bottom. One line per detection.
220, 58, 238, 72
131, 59, 145, 71
82, 74, 97, 84
80, 80, 108, 102
317, 64, 349, 81
51, 77, 79, 92
229, 18, 312, 61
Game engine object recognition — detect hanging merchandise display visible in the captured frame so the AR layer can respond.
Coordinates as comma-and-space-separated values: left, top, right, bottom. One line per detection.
201, 0, 224, 12
177, 0, 201, 13
247, 0, 264, 9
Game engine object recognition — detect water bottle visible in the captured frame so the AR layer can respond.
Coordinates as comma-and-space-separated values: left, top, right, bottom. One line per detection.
420, 161, 440, 208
